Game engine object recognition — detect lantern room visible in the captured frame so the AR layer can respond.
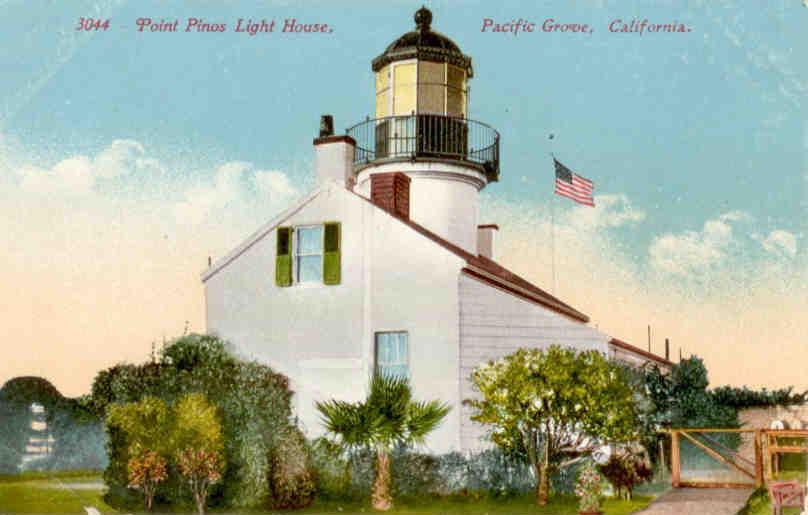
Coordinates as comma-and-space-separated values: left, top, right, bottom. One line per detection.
372, 7, 472, 118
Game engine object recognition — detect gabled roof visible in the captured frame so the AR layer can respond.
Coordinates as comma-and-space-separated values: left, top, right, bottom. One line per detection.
202, 186, 324, 282
609, 338, 674, 368
346, 189, 590, 323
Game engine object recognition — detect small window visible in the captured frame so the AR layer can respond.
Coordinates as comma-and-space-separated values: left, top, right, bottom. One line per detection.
294, 225, 323, 283
375, 331, 409, 379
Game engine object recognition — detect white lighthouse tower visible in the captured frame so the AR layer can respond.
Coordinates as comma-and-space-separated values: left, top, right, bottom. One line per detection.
345, 7, 499, 255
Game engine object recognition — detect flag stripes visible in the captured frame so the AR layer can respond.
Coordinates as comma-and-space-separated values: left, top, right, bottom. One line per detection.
554, 158, 595, 207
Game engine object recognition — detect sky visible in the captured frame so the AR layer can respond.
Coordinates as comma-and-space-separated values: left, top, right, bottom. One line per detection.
0, 0, 805, 397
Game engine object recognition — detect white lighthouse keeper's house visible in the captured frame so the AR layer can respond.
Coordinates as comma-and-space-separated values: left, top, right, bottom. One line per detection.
202, 8, 670, 453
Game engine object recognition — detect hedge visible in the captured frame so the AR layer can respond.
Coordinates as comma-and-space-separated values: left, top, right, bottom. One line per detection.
92, 334, 311, 509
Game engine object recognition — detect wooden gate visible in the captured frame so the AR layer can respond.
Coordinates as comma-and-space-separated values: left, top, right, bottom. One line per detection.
669, 428, 808, 489
669, 429, 762, 488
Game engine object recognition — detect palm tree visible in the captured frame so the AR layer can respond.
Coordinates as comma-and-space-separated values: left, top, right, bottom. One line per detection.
315, 374, 450, 511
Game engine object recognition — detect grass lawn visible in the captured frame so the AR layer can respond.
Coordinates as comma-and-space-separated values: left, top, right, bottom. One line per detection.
0, 473, 657, 514
284, 494, 654, 515
0, 472, 117, 514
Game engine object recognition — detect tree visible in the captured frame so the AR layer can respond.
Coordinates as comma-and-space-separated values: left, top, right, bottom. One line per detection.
106, 393, 225, 513
173, 393, 224, 515
316, 374, 450, 511
467, 346, 640, 505
127, 450, 167, 511
106, 396, 173, 457
177, 449, 223, 515
106, 396, 173, 510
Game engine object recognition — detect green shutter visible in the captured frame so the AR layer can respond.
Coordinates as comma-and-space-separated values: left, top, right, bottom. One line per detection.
275, 227, 292, 287
323, 222, 341, 285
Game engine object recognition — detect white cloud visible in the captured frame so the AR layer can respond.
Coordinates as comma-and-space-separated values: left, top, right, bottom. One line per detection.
17, 157, 95, 195
173, 162, 249, 226
568, 194, 646, 231
94, 139, 149, 178
254, 170, 299, 201
173, 163, 298, 226
754, 229, 798, 258
13, 139, 159, 195
649, 211, 751, 277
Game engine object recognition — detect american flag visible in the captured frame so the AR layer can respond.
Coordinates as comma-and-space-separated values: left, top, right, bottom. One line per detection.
554, 158, 594, 207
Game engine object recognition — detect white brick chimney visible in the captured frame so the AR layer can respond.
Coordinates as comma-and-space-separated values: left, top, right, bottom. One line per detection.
313, 114, 356, 187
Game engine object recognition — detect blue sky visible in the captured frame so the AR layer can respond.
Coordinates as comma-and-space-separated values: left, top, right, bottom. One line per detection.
0, 0, 805, 395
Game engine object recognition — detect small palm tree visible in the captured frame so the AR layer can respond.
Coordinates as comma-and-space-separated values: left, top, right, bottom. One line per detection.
316, 373, 450, 511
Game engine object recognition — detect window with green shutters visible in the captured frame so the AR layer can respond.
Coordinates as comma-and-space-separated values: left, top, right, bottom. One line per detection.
275, 223, 341, 286
323, 222, 341, 285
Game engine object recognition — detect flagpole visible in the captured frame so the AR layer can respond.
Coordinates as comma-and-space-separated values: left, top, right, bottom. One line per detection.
551, 186, 556, 295
549, 145, 556, 295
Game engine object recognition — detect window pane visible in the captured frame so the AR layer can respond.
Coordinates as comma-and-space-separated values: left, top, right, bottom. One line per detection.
447, 87, 464, 117
297, 226, 323, 254
375, 332, 408, 379
381, 338, 391, 363
418, 84, 444, 114
393, 63, 416, 115
376, 66, 389, 91
376, 90, 389, 118
418, 61, 445, 114
418, 61, 445, 84
297, 255, 322, 282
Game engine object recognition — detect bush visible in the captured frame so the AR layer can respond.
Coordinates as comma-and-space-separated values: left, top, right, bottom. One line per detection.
597, 445, 653, 500
308, 438, 351, 500
307, 445, 583, 501
93, 334, 296, 509
711, 386, 808, 409
267, 429, 316, 509
0, 377, 107, 473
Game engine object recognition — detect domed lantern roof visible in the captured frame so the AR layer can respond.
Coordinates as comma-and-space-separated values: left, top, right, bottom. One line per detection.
371, 7, 473, 78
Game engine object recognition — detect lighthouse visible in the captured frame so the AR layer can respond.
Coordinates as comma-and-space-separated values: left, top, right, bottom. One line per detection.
204, 6, 670, 453
317, 7, 500, 256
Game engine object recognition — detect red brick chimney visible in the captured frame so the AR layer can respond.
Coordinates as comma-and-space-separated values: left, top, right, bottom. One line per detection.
370, 172, 410, 219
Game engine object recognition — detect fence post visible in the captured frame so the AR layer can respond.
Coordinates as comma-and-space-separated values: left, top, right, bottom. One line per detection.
754, 429, 763, 487
671, 430, 681, 488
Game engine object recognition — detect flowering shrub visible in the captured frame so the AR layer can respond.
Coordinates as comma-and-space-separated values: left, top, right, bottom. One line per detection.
468, 346, 639, 505
177, 448, 223, 515
574, 460, 603, 513
597, 444, 652, 500
127, 450, 167, 511
267, 428, 316, 509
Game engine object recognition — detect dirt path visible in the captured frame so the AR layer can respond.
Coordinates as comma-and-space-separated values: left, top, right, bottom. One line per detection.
634, 487, 753, 515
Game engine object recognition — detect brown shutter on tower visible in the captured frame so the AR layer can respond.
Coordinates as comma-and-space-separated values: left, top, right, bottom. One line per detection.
370, 172, 410, 219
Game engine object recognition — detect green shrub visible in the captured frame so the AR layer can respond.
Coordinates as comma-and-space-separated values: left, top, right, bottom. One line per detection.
93, 334, 296, 509
308, 438, 351, 500
267, 429, 316, 509
308, 445, 580, 500
392, 451, 441, 496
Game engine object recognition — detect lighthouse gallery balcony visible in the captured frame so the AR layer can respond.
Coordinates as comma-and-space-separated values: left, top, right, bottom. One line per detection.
347, 113, 500, 182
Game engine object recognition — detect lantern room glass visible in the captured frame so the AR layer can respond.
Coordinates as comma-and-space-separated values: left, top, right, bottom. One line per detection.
374, 61, 467, 118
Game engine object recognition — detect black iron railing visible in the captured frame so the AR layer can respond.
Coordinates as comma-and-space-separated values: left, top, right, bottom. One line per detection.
347, 114, 500, 182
